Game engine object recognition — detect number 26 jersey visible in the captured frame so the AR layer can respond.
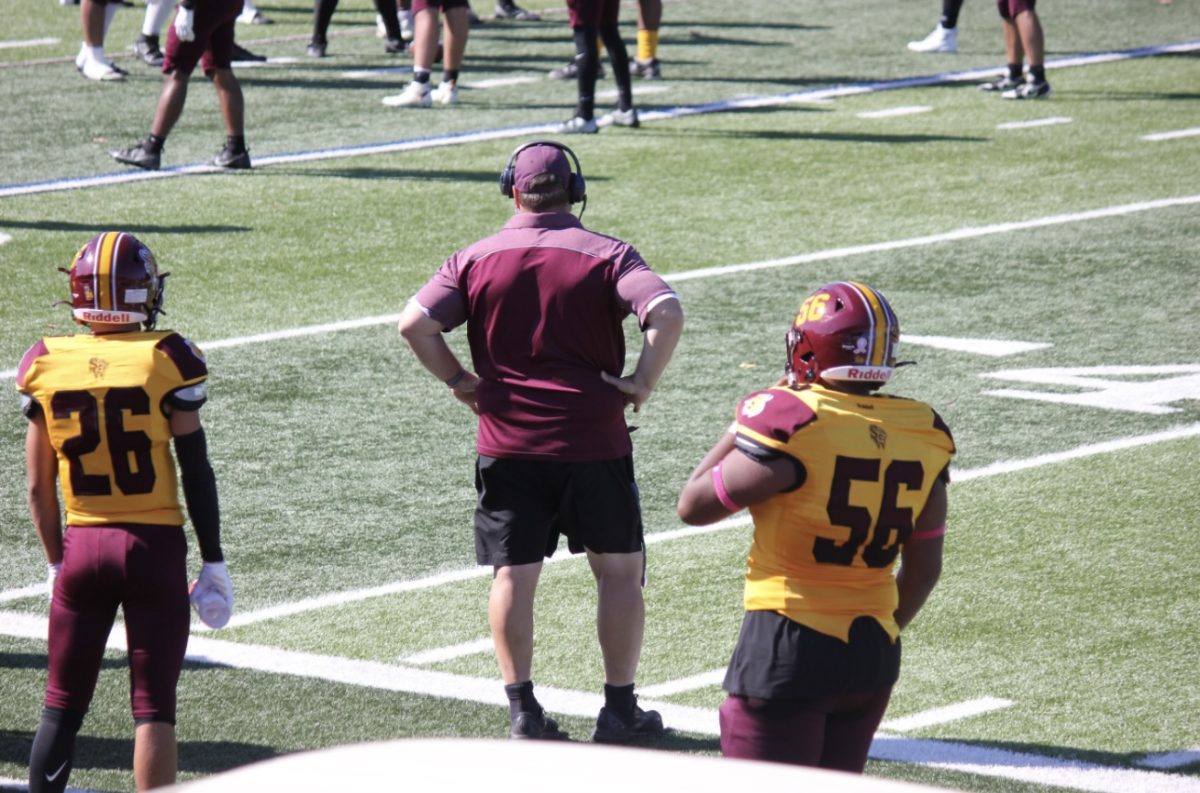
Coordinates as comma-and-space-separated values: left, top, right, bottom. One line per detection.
17, 331, 209, 528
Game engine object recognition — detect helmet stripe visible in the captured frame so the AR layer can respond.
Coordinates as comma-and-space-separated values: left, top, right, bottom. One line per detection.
847, 281, 891, 366
96, 231, 120, 312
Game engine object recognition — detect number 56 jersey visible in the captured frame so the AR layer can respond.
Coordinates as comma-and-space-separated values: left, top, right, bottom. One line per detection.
733, 383, 955, 642
16, 331, 209, 527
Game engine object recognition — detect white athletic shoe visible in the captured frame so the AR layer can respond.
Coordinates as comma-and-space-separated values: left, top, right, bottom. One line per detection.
376, 13, 386, 37
399, 8, 414, 41
80, 56, 127, 81
382, 82, 432, 108
597, 108, 639, 128
431, 82, 458, 106
554, 116, 599, 134
907, 24, 957, 53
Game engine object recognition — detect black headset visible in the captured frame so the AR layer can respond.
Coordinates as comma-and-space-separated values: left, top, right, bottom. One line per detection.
499, 139, 587, 206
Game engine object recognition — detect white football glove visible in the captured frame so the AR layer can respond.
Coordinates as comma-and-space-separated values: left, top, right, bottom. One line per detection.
190, 561, 234, 629
47, 562, 62, 602
173, 6, 195, 42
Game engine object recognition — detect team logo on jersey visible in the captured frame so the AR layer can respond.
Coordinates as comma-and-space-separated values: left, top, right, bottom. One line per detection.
89, 357, 108, 380
870, 425, 887, 450
740, 393, 774, 418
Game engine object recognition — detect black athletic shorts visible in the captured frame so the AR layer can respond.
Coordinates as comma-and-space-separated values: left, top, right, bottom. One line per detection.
723, 611, 901, 700
474, 454, 644, 566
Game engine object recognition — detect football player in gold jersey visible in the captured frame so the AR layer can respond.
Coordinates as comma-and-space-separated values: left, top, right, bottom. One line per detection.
677, 281, 954, 772
17, 232, 233, 793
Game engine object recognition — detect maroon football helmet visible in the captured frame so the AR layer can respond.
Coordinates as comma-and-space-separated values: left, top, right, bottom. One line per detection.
67, 231, 165, 328
785, 281, 900, 389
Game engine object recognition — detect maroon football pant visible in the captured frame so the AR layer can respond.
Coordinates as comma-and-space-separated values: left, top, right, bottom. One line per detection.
718, 688, 893, 772
45, 525, 190, 723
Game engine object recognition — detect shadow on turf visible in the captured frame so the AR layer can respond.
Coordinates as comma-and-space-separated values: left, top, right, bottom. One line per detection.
0, 220, 251, 235
270, 166, 610, 185
669, 126, 985, 145
0, 730, 278, 776
885, 738, 1200, 773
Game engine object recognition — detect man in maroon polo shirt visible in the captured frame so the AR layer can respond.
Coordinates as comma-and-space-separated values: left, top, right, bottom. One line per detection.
399, 140, 684, 743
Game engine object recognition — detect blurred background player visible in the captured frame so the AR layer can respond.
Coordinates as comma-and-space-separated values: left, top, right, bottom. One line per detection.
19, 232, 233, 793
308, 0, 408, 57
399, 141, 682, 742
376, 0, 415, 48
382, 0, 470, 107
629, 0, 661, 79
677, 281, 954, 771
494, 0, 539, 19
978, 0, 1049, 98
553, 0, 638, 132
907, 0, 964, 53
136, 0, 268, 68
111, 0, 252, 170
74, 0, 128, 81
548, 0, 659, 81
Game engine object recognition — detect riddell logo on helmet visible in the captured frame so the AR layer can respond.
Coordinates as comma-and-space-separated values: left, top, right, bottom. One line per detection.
846, 368, 888, 381
80, 309, 134, 323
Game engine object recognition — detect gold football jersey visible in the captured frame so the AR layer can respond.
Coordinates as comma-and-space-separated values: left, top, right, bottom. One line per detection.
733, 384, 955, 641
17, 331, 208, 527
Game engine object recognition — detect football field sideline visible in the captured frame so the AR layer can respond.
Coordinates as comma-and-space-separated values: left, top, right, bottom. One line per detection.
0, 39, 1196, 200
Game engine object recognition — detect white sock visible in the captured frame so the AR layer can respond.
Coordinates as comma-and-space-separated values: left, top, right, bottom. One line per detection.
143, 0, 173, 37
89, 45, 105, 62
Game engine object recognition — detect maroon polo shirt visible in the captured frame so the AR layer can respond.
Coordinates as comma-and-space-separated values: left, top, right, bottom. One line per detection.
413, 211, 677, 461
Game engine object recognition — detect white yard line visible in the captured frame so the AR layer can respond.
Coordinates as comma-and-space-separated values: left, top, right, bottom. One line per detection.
997, 117, 1073, 130
402, 637, 494, 664
880, 697, 1014, 732
662, 194, 1200, 284
1141, 127, 1200, 142
0, 37, 60, 50
857, 106, 932, 119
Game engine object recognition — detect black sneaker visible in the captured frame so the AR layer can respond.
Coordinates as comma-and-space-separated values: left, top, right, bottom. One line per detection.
134, 34, 164, 66
212, 145, 251, 169
592, 704, 665, 744
548, 59, 604, 80
111, 143, 161, 171
231, 42, 267, 62
306, 39, 327, 58
510, 710, 570, 741
384, 37, 407, 55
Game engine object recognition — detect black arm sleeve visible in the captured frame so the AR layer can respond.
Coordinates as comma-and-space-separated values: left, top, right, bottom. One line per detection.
174, 428, 224, 563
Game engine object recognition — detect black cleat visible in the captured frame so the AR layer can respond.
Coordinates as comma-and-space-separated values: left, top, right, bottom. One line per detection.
306, 39, 327, 58
112, 143, 161, 171
592, 704, 666, 744
384, 37, 407, 54
629, 57, 661, 80
211, 145, 251, 169
134, 34, 164, 66
231, 42, 267, 62
510, 710, 570, 741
